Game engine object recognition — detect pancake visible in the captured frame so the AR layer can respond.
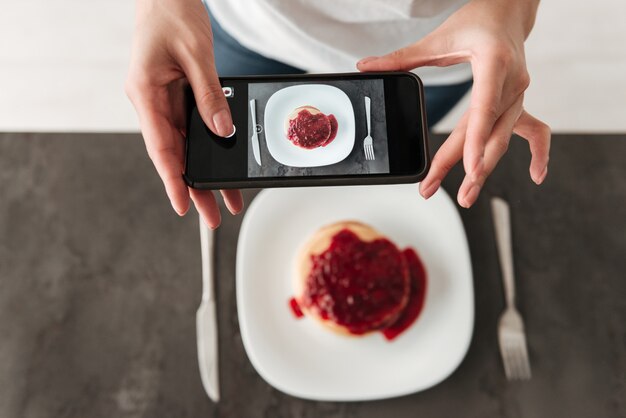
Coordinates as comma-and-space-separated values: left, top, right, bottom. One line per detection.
284, 106, 338, 149
293, 221, 411, 336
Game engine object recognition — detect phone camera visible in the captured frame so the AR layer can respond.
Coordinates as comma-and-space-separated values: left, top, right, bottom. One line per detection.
222, 87, 234, 98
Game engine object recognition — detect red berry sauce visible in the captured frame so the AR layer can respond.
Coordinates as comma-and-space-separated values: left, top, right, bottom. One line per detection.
289, 229, 427, 341
300, 229, 410, 334
381, 248, 427, 340
322, 115, 338, 146
289, 297, 304, 318
286, 110, 338, 149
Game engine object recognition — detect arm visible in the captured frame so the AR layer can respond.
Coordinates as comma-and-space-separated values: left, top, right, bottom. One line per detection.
358, 0, 550, 207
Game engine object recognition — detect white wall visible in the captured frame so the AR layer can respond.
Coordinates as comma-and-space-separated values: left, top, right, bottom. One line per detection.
435, 0, 626, 133
1, 0, 625, 133
0, 1, 136, 132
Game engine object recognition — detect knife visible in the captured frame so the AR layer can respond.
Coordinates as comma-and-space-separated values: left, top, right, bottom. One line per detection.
197, 216, 220, 402
249, 99, 262, 166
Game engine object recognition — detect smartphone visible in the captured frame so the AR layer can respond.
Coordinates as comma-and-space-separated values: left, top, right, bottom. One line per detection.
184, 72, 429, 189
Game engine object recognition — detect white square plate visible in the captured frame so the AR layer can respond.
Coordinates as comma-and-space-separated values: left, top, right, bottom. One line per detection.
236, 184, 474, 401
263, 84, 355, 168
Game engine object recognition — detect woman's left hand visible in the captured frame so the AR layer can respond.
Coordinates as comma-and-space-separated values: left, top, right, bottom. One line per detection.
357, 0, 551, 207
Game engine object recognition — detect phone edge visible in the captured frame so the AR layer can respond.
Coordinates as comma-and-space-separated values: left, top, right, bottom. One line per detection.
183, 71, 431, 189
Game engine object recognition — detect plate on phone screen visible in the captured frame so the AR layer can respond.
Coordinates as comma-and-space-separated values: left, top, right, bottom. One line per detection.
236, 184, 474, 401
263, 84, 356, 168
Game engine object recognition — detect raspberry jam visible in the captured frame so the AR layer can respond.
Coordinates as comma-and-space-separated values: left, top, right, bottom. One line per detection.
286, 110, 338, 149
381, 248, 427, 340
300, 229, 410, 334
289, 229, 427, 341
324, 115, 338, 145
289, 297, 304, 318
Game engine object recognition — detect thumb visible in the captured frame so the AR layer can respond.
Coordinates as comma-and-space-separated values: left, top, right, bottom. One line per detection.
357, 36, 466, 72
181, 53, 234, 138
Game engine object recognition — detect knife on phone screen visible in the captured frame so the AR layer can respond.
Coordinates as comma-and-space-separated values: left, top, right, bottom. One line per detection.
249, 99, 262, 166
197, 216, 220, 402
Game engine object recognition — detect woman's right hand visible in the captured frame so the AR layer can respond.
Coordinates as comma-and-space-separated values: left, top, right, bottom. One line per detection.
125, 0, 242, 229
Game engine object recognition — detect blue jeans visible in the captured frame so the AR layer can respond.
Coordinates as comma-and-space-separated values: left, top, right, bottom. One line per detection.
208, 7, 472, 127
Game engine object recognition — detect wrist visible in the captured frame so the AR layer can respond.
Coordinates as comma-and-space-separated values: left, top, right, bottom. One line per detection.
511, 0, 540, 38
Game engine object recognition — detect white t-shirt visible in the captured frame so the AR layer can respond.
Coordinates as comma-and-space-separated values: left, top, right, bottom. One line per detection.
206, 0, 472, 85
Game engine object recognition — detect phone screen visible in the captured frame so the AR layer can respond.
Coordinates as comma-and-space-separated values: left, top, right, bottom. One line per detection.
244, 78, 390, 178
184, 72, 427, 189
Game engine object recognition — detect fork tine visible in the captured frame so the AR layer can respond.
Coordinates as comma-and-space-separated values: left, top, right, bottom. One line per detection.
500, 337, 517, 380
519, 344, 531, 379
367, 145, 374, 160
511, 346, 524, 380
503, 339, 531, 380
517, 352, 529, 379
502, 349, 513, 379
370, 145, 375, 160
514, 338, 531, 379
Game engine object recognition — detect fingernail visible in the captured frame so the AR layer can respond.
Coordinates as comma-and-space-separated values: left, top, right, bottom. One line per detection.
357, 56, 378, 66
534, 166, 548, 185
225, 202, 242, 215
420, 179, 441, 200
225, 125, 236, 138
459, 184, 481, 208
213, 109, 235, 137
174, 207, 185, 216
171, 201, 185, 216
204, 217, 220, 230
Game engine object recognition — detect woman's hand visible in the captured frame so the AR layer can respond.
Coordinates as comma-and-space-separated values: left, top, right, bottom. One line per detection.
357, 0, 551, 207
125, 0, 242, 228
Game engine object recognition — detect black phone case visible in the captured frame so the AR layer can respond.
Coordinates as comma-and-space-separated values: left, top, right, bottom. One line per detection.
183, 72, 430, 190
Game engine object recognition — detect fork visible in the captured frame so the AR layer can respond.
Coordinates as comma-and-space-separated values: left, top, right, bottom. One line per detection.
363, 96, 375, 161
491, 197, 532, 380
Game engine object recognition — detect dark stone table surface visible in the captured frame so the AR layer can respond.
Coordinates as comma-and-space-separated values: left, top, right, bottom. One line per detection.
0, 133, 624, 418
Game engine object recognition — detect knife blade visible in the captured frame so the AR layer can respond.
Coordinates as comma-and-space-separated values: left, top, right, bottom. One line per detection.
197, 216, 220, 402
249, 99, 262, 166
